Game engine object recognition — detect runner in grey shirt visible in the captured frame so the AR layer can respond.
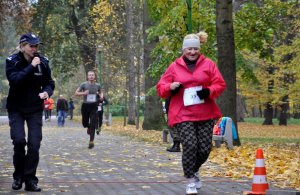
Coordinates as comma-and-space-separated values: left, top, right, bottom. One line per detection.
75, 70, 102, 149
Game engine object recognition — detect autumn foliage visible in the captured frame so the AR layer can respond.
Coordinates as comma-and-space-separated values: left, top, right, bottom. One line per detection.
104, 118, 300, 190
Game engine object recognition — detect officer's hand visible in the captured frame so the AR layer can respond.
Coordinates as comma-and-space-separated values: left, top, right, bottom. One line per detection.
39, 92, 48, 99
31, 57, 40, 67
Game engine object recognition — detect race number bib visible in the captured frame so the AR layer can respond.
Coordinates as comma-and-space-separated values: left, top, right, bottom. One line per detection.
87, 94, 96, 103
98, 106, 102, 111
183, 86, 204, 106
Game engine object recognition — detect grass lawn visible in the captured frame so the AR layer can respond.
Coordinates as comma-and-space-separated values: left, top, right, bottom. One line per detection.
244, 117, 300, 125
238, 122, 300, 144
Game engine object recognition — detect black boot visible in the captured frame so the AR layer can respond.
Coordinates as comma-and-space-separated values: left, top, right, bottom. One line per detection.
166, 143, 175, 152
12, 179, 23, 190
166, 141, 181, 152
25, 182, 41, 192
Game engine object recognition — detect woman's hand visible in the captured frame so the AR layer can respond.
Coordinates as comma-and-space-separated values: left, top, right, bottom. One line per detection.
31, 57, 40, 67
170, 82, 181, 90
197, 88, 210, 99
170, 82, 182, 94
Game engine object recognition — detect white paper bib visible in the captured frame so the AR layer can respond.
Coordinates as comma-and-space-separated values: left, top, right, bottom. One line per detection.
87, 94, 96, 103
183, 86, 204, 106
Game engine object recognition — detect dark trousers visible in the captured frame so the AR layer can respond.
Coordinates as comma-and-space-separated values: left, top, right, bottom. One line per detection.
48, 109, 52, 119
8, 111, 43, 184
44, 110, 49, 120
44, 110, 52, 120
69, 109, 74, 120
169, 126, 180, 142
97, 110, 103, 128
81, 103, 98, 142
57, 110, 67, 127
175, 120, 214, 178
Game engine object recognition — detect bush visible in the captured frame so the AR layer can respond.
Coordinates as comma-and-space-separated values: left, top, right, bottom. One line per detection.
108, 105, 145, 116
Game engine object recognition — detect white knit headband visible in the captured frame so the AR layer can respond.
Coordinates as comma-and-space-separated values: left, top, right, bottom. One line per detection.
182, 38, 200, 50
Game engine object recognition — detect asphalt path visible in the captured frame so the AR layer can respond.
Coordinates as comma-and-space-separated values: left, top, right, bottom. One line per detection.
0, 116, 281, 195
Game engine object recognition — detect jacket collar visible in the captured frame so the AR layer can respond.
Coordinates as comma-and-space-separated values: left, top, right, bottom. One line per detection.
175, 54, 206, 67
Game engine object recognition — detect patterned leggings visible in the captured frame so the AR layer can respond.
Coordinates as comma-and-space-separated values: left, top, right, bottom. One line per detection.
175, 120, 214, 178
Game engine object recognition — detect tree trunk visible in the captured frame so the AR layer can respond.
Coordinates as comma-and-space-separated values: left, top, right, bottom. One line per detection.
236, 94, 246, 122
251, 107, 255, 117
216, 0, 241, 145
251, 106, 261, 117
259, 105, 263, 117
279, 95, 288, 125
126, 0, 136, 125
262, 65, 275, 125
294, 107, 300, 119
278, 18, 297, 125
263, 102, 273, 125
136, 0, 144, 129
142, 1, 166, 130
69, 4, 96, 74
274, 106, 278, 118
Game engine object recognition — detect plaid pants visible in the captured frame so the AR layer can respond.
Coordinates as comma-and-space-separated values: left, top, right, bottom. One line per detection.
175, 120, 214, 178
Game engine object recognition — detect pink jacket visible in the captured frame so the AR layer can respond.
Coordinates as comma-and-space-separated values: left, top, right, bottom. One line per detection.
156, 54, 226, 127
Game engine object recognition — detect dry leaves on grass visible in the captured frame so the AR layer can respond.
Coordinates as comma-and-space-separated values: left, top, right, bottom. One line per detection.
209, 144, 300, 190
104, 119, 300, 190
238, 123, 300, 139
106, 124, 163, 144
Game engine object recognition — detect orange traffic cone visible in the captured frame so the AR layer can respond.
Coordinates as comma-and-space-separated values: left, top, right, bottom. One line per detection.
245, 148, 269, 195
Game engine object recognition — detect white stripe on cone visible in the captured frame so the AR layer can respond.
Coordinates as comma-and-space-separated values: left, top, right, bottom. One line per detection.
253, 175, 268, 184
255, 159, 265, 167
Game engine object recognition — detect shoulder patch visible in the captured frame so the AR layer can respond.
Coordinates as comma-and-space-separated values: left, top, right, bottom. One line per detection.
6, 54, 19, 64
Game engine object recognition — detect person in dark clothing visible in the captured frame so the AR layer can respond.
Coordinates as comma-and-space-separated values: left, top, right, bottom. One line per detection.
165, 96, 181, 152
5, 32, 55, 192
96, 96, 108, 135
43, 98, 51, 121
56, 95, 68, 127
68, 98, 75, 120
75, 70, 102, 149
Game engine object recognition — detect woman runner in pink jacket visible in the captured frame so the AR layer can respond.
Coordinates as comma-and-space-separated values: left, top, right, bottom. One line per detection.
156, 33, 226, 195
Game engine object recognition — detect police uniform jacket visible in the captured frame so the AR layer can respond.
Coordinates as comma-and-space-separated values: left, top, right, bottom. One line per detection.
6, 51, 55, 113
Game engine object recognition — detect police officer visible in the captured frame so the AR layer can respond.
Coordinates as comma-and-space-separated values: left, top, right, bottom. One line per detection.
6, 33, 55, 192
